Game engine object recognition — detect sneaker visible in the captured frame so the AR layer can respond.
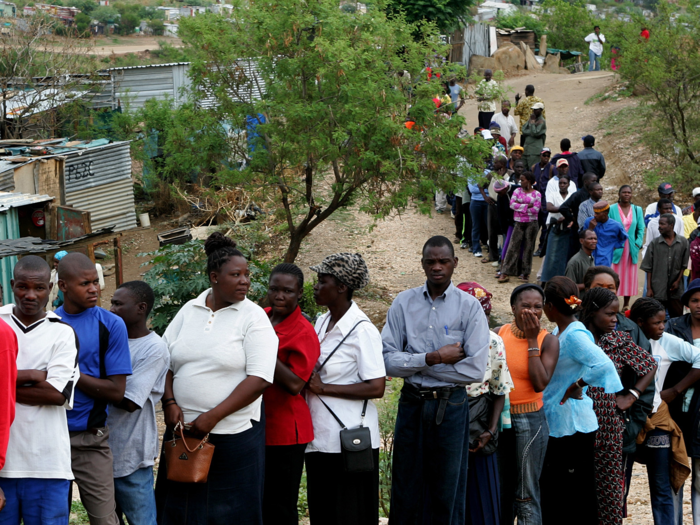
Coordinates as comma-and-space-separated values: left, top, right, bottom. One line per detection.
533, 249, 541, 258
460, 242, 469, 250
474, 251, 483, 258
435, 208, 444, 214
450, 211, 456, 219
491, 261, 499, 267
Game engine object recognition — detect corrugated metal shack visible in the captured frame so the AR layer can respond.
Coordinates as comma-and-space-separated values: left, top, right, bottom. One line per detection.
108, 62, 191, 111
496, 28, 537, 51
0, 138, 137, 232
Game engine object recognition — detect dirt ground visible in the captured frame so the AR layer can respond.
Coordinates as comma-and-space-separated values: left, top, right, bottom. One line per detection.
93, 70, 692, 523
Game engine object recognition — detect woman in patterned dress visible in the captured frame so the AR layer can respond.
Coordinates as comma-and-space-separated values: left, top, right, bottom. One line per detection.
609, 185, 645, 311
580, 287, 657, 525
457, 282, 514, 525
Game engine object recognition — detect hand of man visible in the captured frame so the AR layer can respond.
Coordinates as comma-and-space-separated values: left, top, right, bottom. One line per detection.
435, 343, 466, 365
508, 136, 515, 147
660, 387, 679, 404
588, 218, 598, 230
469, 431, 493, 453
485, 196, 496, 206
670, 278, 681, 292
647, 288, 654, 298
0, 487, 5, 512
515, 93, 521, 103
616, 393, 636, 411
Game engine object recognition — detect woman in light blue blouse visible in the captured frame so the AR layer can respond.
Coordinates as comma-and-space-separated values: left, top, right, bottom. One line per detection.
538, 276, 623, 525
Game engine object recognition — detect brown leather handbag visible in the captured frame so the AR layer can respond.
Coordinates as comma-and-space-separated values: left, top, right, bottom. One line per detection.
164, 422, 215, 483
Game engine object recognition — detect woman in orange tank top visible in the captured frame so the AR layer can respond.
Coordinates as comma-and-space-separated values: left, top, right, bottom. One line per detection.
496, 283, 559, 525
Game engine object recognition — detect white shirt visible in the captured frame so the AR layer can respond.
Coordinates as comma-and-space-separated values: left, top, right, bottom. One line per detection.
644, 202, 684, 236
546, 177, 577, 223
163, 289, 278, 434
492, 112, 519, 142
649, 333, 700, 413
306, 302, 386, 454
0, 306, 79, 480
585, 32, 606, 56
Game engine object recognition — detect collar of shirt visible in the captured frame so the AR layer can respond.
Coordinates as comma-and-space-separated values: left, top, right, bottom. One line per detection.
191, 288, 241, 312
0, 304, 60, 328
317, 301, 366, 340
421, 281, 456, 305
265, 305, 304, 337
654, 234, 682, 246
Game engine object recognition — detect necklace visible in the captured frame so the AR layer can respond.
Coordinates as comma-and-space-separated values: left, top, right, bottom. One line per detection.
510, 323, 526, 339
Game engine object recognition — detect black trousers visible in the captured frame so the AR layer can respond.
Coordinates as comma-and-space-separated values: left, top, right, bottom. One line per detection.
306, 449, 379, 525
263, 444, 307, 525
540, 431, 598, 525
487, 202, 501, 261
478, 111, 494, 129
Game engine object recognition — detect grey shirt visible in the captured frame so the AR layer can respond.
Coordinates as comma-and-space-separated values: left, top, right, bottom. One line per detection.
578, 198, 597, 231
565, 249, 594, 285
640, 234, 690, 301
107, 332, 170, 478
381, 282, 490, 388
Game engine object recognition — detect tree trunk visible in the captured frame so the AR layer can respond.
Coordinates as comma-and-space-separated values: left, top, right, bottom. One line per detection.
283, 232, 304, 263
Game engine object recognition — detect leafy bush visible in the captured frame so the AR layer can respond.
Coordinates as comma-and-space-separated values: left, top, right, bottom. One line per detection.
377, 378, 401, 517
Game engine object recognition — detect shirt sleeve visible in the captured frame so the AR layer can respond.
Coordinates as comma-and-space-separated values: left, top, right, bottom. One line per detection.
163, 307, 186, 371
615, 221, 629, 248
243, 308, 279, 383
640, 241, 654, 273
355, 323, 387, 381
509, 117, 518, 136
381, 299, 429, 377
571, 329, 623, 393
45, 326, 80, 409
124, 341, 169, 409
617, 334, 657, 377
487, 334, 513, 395
420, 299, 490, 384
663, 333, 700, 369
104, 315, 133, 377
0, 327, 17, 470
285, 328, 321, 383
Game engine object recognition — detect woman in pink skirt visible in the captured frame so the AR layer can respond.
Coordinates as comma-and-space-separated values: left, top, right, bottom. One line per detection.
609, 185, 644, 310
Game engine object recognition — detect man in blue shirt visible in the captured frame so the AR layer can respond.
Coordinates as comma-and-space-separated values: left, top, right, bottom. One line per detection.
584, 200, 628, 267
382, 236, 490, 525
56, 253, 132, 525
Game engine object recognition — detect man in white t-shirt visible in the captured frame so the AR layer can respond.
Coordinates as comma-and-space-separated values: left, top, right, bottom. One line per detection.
0, 255, 79, 525
585, 26, 605, 71
108, 281, 169, 525
492, 100, 519, 148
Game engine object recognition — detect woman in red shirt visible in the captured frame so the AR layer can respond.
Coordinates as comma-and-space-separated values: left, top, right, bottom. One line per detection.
263, 264, 320, 524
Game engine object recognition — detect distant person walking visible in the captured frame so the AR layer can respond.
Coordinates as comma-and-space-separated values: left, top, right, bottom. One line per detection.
476, 69, 500, 129
578, 135, 607, 180
514, 85, 546, 147
585, 26, 606, 71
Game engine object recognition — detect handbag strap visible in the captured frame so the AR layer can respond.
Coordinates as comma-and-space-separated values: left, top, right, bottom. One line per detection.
315, 319, 370, 430
174, 421, 209, 453
316, 319, 368, 372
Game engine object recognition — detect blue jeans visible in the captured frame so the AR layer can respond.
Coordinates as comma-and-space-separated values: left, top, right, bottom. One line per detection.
588, 50, 601, 71
646, 429, 683, 525
470, 199, 488, 253
389, 384, 470, 525
114, 466, 157, 525
0, 478, 70, 525
512, 409, 549, 525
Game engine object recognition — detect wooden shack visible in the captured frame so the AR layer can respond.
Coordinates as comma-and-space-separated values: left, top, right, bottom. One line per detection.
496, 28, 536, 51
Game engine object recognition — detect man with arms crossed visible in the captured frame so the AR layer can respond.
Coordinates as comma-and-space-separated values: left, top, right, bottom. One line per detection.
56, 253, 132, 525
108, 281, 169, 525
0, 256, 79, 525
382, 236, 489, 524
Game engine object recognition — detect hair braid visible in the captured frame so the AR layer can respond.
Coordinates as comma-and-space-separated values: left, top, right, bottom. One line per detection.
629, 298, 665, 324
270, 263, 304, 290
580, 287, 617, 327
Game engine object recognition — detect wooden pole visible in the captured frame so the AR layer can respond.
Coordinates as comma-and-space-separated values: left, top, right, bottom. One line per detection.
114, 236, 124, 287
539, 35, 547, 57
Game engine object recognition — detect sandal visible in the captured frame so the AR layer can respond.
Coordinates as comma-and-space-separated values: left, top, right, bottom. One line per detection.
497, 275, 510, 283
519, 275, 529, 282
481, 258, 492, 264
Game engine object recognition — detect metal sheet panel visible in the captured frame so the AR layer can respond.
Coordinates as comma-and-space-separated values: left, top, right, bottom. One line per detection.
63, 142, 132, 193
0, 169, 14, 192
112, 66, 176, 111
65, 177, 137, 231
458, 23, 492, 67
0, 191, 53, 212
0, 207, 19, 305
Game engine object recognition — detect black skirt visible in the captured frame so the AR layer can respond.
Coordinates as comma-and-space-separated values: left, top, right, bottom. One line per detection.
305, 450, 380, 525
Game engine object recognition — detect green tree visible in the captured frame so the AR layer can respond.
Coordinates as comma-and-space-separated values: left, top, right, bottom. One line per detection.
538, 0, 602, 53
386, 0, 474, 34
119, 12, 140, 34
148, 18, 165, 35
179, 1, 489, 263
609, 2, 700, 191
75, 12, 91, 36
92, 5, 119, 24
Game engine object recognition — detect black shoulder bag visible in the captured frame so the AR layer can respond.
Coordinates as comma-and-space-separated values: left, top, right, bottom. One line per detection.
315, 319, 374, 473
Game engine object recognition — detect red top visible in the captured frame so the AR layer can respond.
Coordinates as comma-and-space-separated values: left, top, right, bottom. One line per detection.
0, 318, 17, 470
263, 306, 320, 446
641, 29, 650, 40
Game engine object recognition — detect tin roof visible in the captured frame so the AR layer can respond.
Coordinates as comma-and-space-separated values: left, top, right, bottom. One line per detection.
0, 227, 115, 258
0, 191, 53, 212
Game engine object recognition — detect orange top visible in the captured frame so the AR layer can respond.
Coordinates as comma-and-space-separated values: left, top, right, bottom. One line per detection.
499, 324, 548, 414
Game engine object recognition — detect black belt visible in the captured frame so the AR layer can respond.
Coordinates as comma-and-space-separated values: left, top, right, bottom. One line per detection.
403, 383, 463, 426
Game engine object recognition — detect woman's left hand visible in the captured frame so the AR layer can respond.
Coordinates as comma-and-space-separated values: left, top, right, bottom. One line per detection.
469, 431, 493, 453
307, 372, 326, 395
616, 393, 636, 411
560, 382, 583, 405
187, 411, 220, 437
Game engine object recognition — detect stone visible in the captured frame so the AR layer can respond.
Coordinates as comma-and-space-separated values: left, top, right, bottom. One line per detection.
493, 44, 525, 73
559, 67, 571, 75
520, 42, 542, 70
544, 53, 561, 73
468, 54, 496, 75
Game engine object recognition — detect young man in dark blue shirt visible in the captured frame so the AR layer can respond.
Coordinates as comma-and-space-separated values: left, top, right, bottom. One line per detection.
56, 253, 132, 525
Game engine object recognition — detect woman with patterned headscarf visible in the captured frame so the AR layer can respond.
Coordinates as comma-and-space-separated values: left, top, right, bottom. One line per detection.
305, 253, 386, 525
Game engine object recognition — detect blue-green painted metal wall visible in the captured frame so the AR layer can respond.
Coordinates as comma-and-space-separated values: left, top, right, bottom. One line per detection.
0, 208, 19, 305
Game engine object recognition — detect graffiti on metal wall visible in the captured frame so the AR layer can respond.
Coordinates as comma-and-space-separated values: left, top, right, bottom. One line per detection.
66, 160, 94, 182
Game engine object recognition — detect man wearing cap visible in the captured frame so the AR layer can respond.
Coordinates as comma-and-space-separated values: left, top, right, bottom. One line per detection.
577, 135, 606, 179
644, 182, 684, 229
514, 85, 546, 147
549, 138, 584, 187
489, 122, 508, 155
584, 200, 628, 267
382, 235, 489, 525
522, 102, 546, 170
507, 145, 524, 171
641, 214, 689, 318
492, 100, 518, 148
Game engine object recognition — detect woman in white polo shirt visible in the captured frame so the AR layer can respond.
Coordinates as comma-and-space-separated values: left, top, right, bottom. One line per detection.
305, 252, 386, 525
157, 232, 278, 525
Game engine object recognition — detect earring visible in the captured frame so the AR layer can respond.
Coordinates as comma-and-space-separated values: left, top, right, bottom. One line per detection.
213, 280, 218, 284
